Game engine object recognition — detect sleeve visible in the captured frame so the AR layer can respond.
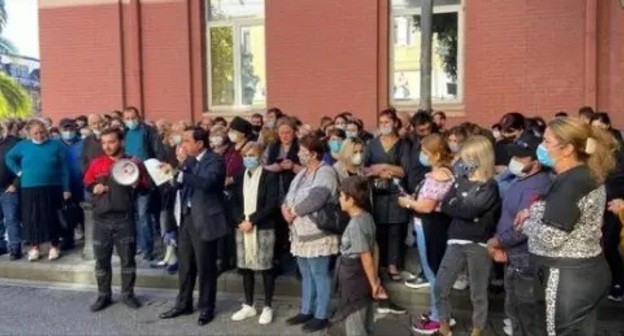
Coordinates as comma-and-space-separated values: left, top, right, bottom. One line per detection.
59, 144, 71, 192
441, 180, 500, 220
148, 126, 167, 161
182, 155, 226, 191
362, 141, 374, 168
542, 170, 594, 233
399, 139, 411, 175
249, 172, 280, 228
522, 211, 570, 250
5, 141, 22, 175
83, 159, 99, 189
292, 167, 338, 216
346, 220, 374, 255
419, 176, 451, 202
226, 150, 244, 178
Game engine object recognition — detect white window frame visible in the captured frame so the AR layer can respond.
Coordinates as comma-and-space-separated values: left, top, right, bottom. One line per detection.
389, 1, 465, 107
206, 2, 266, 112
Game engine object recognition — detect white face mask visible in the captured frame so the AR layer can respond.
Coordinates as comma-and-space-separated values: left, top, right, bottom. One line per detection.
508, 158, 528, 178
346, 131, 358, 139
379, 126, 393, 136
228, 131, 239, 143
449, 143, 461, 153
351, 153, 363, 166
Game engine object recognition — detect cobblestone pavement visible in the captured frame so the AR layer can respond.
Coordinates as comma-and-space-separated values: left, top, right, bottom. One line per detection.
0, 280, 623, 336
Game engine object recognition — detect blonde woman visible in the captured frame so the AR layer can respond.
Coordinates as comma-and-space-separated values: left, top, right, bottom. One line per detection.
435, 135, 501, 336
517, 117, 615, 335
334, 138, 365, 183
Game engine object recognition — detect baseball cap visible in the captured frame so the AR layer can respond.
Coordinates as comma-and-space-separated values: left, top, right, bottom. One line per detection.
508, 131, 541, 159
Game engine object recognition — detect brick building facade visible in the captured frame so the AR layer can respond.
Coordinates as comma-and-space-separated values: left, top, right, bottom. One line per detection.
39, 0, 624, 128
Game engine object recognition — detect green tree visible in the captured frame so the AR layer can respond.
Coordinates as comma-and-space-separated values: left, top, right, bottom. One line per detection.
0, 71, 32, 118
210, 27, 234, 106
0, 0, 32, 118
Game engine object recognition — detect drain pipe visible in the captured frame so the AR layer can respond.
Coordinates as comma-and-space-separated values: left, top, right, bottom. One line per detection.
584, 0, 597, 108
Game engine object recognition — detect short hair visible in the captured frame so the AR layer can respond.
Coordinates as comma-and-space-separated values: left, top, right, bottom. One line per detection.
75, 115, 87, 123
26, 118, 46, 131
209, 125, 228, 138
555, 111, 569, 118
347, 119, 364, 131
410, 110, 434, 128
213, 117, 227, 127
241, 141, 265, 157
100, 127, 124, 141
499, 112, 526, 132
339, 176, 372, 212
326, 128, 346, 140
432, 111, 447, 120
276, 116, 298, 132
578, 106, 595, 119
266, 107, 284, 119
123, 106, 140, 118
251, 113, 263, 120
187, 126, 209, 148
299, 134, 326, 160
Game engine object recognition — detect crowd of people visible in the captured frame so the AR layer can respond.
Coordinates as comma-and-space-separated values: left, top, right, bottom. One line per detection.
0, 105, 622, 335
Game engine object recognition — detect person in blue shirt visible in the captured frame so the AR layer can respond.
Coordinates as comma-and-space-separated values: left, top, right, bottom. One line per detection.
123, 106, 164, 260
6, 118, 71, 262
59, 118, 85, 249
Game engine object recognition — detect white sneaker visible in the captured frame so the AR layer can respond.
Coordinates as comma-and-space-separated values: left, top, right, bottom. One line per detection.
74, 227, 85, 241
27, 248, 40, 262
503, 325, 512, 336
452, 274, 469, 290
258, 306, 273, 325
48, 247, 61, 261
231, 304, 257, 321
504, 318, 511, 327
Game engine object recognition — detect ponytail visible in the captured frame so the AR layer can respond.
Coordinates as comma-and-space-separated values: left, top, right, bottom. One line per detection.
585, 127, 617, 184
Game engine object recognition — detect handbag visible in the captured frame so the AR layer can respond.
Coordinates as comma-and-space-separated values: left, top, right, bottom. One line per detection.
57, 200, 80, 231
308, 167, 349, 235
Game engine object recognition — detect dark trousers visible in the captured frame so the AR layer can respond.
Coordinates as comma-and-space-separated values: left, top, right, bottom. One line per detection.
376, 222, 407, 268
241, 269, 275, 307
93, 216, 137, 298
176, 213, 218, 313
534, 256, 610, 336
504, 266, 536, 336
602, 211, 623, 288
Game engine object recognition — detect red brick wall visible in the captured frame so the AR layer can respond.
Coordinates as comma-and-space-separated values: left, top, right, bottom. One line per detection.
266, 0, 388, 129
598, 0, 624, 126
39, 2, 125, 121
462, 0, 588, 127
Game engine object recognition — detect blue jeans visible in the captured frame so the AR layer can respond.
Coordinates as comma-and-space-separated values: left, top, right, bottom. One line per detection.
415, 221, 439, 320
0, 191, 20, 250
297, 256, 332, 319
135, 194, 153, 254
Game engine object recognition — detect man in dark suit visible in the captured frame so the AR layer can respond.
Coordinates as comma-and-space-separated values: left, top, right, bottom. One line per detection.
159, 127, 227, 326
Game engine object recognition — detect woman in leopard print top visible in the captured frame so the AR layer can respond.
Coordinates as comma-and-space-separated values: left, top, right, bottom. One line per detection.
518, 117, 616, 336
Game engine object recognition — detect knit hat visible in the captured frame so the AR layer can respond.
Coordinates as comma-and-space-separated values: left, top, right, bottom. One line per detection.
230, 117, 252, 137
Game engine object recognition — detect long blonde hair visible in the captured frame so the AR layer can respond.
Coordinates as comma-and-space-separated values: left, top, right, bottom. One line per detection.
338, 138, 364, 168
548, 117, 616, 184
459, 135, 495, 181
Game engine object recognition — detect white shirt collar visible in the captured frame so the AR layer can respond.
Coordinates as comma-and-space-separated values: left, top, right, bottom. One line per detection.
196, 149, 208, 162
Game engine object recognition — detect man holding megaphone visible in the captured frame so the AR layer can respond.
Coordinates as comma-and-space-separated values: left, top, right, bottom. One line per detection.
83, 127, 150, 313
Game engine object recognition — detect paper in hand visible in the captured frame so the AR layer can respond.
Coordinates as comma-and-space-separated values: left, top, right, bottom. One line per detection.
144, 159, 174, 186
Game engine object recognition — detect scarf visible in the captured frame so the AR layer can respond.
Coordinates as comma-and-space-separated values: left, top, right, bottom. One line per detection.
243, 167, 263, 265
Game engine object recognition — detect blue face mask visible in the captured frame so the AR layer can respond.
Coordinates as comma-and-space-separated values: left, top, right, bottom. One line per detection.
453, 159, 478, 178
536, 144, 554, 168
329, 139, 343, 153
125, 120, 139, 130
61, 131, 76, 141
419, 152, 431, 167
243, 156, 260, 170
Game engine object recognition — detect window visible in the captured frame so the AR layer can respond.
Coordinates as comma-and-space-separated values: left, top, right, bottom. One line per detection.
207, 0, 266, 110
390, 0, 463, 105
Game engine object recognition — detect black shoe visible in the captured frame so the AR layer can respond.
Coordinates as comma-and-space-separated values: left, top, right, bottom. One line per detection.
376, 300, 406, 315
166, 263, 178, 275
302, 318, 328, 333
197, 311, 214, 326
286, 313, 314, 325
159, 306, 194, 319
143, 252, 154, 261
8, 246, 20, 260
123, 295, 142, 309
90, 296, 112, 312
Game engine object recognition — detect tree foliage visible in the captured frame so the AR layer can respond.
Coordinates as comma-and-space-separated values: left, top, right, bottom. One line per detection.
0, 71, 32, 118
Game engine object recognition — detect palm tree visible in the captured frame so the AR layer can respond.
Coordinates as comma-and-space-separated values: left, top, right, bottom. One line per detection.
0, 0, 32, 118
0, 0, 17, 54
0, 71, 32, 118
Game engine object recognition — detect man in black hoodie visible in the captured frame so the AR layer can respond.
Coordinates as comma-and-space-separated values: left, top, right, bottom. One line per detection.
0, 122, 20, 259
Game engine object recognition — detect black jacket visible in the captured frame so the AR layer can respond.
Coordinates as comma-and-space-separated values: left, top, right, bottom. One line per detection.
231, 169, 279, 230
81, 134, 103, 173
441, 177, 501, 243
0, 136, 19, 190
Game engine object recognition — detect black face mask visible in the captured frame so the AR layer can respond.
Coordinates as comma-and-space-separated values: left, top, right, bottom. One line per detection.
252, 126, 262, 133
